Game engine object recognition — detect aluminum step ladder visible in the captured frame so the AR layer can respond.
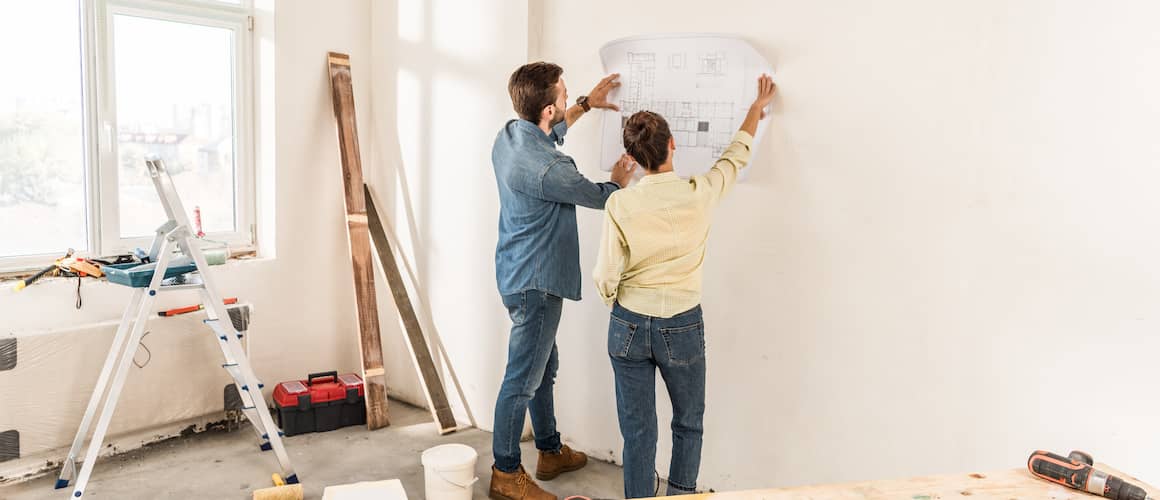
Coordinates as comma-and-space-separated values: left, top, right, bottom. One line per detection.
54, 157, 297, 498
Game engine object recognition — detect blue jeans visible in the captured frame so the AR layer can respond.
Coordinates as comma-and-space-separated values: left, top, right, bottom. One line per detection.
493, 290, 564, 472
609, 302, 706, 498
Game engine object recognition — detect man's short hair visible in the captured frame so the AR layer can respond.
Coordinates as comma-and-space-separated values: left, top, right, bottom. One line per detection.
508, 62, 564, 122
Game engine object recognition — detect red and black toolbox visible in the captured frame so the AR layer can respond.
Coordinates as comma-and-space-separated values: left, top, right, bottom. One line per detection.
272, 371, 366, 436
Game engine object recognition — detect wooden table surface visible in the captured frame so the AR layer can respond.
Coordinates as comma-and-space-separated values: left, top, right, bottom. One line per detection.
662, 464, 1157, 499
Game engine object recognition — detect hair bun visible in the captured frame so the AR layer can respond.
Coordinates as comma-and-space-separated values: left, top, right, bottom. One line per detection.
622, 111, 671, 171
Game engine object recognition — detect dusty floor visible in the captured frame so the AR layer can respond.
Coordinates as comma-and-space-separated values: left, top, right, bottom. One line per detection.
1, 401, 628, 499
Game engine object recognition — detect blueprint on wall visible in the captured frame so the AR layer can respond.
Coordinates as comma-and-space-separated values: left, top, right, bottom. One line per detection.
599, 34, 773, 180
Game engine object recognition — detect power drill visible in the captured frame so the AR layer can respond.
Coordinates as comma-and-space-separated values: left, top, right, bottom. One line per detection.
1028, 450, 1154, 500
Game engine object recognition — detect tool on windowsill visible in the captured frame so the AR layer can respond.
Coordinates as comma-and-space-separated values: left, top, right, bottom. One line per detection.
59, 255, 103, 279
159, 297, 238, 317
11, 249, 104, 289
58, 253, 105, 309
1028, 450, 1154, 500
12, 249, 73, 291
12, 256, 66, 291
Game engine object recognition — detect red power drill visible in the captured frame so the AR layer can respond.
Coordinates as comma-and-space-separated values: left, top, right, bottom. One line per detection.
1028, 450, 1154, 500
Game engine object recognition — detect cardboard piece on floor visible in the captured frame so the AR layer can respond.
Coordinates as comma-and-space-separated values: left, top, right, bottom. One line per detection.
322, 479, 408, 500
327, 51, 390, 430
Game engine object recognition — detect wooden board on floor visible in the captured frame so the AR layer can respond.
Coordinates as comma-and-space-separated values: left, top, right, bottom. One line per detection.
327, 51, 389, 430
658, 464, 1158, 499
364, 184, 457, 434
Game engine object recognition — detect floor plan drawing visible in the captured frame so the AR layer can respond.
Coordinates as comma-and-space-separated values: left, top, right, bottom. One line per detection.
599, 34, 774, 179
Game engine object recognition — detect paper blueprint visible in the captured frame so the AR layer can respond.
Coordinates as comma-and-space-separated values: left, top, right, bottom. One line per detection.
598, 34, 773, 179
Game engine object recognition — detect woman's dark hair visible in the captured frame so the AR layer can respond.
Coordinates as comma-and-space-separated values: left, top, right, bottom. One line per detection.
622, 111, 672, 171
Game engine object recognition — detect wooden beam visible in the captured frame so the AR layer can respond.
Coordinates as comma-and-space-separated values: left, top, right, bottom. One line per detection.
364, 184, 458, 434
650, 464, 1158, 500
327, 51, 389, 430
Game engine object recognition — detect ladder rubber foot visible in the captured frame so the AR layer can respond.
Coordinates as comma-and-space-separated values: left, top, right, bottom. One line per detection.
55, 479, 70, 489
219, 336, 227, 340
259, 442, 272, 451
278, 430, 285, 437
242, 385, 249, 391
285, 474, 299, 485
258, 383, 264, 389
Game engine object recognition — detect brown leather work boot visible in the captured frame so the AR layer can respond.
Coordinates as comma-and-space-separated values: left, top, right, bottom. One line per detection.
489, 465, 557, 500
535, 444, 588, 480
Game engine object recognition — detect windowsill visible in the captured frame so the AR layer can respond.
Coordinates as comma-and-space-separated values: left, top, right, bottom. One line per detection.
0, 249, 260, 283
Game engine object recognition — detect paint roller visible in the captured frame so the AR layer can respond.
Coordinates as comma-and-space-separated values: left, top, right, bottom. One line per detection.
252, 473, 304, 500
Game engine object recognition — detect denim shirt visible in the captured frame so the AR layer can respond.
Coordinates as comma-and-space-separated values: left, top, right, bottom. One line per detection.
492, 119, 619, 300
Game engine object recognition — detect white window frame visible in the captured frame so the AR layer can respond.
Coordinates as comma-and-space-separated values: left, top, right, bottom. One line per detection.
0, 0, 255, 272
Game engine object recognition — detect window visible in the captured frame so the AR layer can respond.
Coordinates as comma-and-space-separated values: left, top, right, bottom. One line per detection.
0, 0, 255, 271
0, 1, 88, 259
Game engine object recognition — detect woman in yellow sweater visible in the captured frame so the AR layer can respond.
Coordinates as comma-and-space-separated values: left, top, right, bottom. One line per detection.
593, 74, 776, 497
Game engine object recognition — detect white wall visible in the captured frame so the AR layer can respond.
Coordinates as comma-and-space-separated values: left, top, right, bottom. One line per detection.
366, 0, 530, 429
0, 0, 373, 474
376, 0, 1160, 491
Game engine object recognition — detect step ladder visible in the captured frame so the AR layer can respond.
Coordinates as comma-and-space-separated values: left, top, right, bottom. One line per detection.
54, 157, 297, 498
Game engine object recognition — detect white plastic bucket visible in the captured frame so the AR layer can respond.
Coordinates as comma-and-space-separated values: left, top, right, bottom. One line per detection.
421, 443, 479, 500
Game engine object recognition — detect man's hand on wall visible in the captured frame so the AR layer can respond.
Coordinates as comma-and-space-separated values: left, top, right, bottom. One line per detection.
588, 73, 621, 111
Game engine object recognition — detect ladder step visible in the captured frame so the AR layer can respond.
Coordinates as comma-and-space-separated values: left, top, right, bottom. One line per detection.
158, 283, 204, 291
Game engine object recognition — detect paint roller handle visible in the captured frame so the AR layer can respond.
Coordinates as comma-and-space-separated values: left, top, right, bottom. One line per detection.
1028, 450, 1151, 500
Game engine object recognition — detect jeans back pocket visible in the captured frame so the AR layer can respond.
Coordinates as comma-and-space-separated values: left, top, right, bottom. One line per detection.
607, 315, 640, 359
659, 321, 705, 366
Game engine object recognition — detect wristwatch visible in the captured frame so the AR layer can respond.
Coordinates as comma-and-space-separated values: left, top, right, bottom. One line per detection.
576, 95, 591, 112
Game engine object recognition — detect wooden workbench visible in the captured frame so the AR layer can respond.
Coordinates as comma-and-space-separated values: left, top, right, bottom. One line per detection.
667, 464, 1158, 499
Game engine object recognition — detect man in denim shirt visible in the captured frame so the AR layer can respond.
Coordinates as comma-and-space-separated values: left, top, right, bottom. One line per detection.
489, 62, 636, 500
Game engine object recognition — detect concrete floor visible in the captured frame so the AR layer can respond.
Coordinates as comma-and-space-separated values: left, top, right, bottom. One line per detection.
1, 401, 627, 499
